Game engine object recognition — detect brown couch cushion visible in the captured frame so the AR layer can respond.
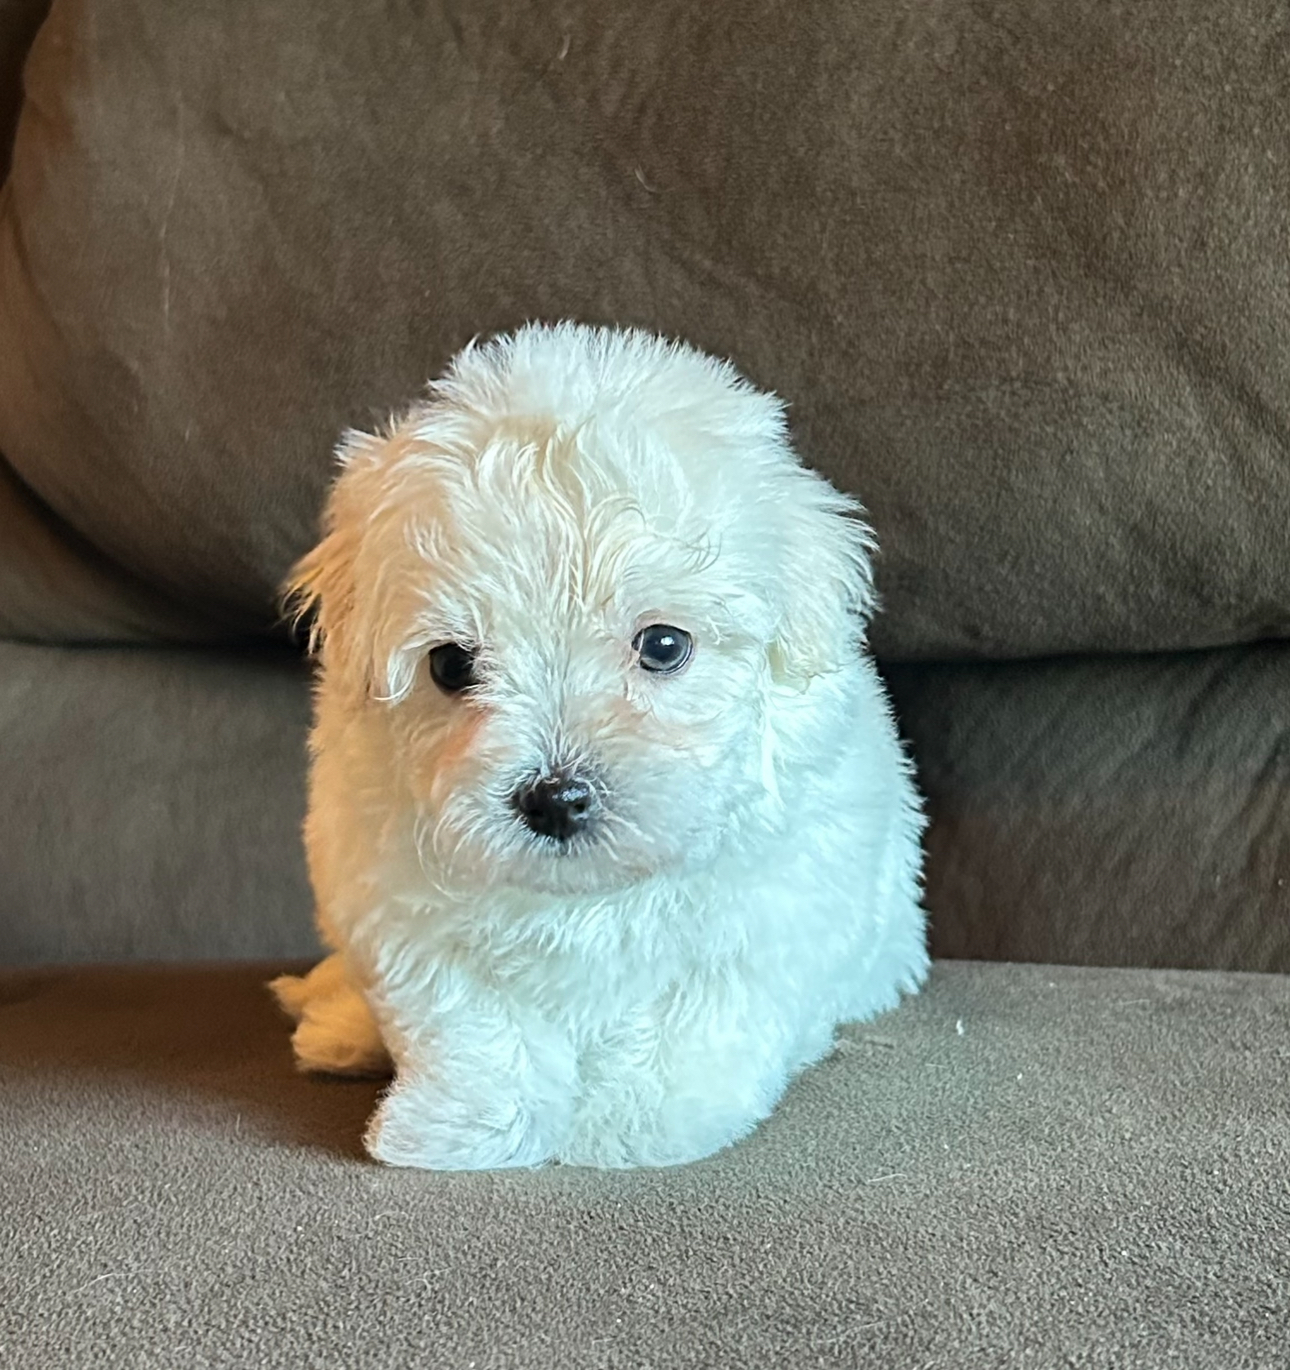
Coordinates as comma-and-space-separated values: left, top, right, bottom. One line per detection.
0, 639, 314, 964
1, 0, 1288, 658
2, 960, 1287, 1367
0, 0, 48, 183
888, 642, 1290, 971
0, 456, 228, 642
5, 636, 1289, 972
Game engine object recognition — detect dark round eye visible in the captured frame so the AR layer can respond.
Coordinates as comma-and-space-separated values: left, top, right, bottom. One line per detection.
428, 643, 478, 694
632, 625, 693, 675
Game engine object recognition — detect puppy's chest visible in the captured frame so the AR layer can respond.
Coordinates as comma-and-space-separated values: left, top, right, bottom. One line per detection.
373, 876, 764, 1028
490, 931, 691, 1020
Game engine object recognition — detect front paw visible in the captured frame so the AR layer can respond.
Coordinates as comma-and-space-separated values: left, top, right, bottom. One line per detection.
365, 1077, 557, 1171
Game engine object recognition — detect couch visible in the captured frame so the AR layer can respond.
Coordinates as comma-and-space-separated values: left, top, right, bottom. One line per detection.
1, 1, 1286, 1364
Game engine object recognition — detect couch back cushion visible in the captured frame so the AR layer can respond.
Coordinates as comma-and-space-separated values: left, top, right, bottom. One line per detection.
2, 0, 1288, 658
0, 0, 49, 183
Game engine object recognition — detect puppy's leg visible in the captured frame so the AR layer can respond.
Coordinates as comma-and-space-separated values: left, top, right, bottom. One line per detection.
269, 950, 350, 1020
364, 980, 576, 1171
563, 980, 828, 1169
270, 953, 391, 1078
292, 985, 391, 1078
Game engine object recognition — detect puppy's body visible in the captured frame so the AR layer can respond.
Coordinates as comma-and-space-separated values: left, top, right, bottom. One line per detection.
275, 324, 926, 1170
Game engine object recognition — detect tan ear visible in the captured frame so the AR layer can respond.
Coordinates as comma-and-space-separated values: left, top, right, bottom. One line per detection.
284, 518, 360, 654
769, 472, 878, 688
282, 433, 385, 701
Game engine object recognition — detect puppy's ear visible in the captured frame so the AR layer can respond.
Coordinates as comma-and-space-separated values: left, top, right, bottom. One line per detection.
282, 432, 384, 701
768, 472, 878, 688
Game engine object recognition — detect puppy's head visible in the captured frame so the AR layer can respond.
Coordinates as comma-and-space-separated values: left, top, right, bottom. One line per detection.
290, 324, 875, 895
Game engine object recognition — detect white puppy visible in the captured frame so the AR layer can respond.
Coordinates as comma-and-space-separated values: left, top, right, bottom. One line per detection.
272, 323, 927, 1170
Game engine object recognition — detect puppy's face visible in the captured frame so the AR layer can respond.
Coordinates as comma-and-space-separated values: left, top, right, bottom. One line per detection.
293, 328, 873, 897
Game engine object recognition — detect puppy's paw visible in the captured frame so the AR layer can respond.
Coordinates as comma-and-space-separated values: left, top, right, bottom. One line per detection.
365, 1078, 554, 1171
268, 972, 311, 1021
292, 994, 392, 1078
561, 1102, 760, 1169
269, 952, 354, 1021
285, 988, 391, 1079
271, 954, 391, 1078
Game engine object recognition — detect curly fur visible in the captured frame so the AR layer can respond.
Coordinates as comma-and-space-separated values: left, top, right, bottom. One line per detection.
272, 323, 927, 1170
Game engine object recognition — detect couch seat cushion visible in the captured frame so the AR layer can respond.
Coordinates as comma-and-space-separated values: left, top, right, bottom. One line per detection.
1, 960, 1286, 1367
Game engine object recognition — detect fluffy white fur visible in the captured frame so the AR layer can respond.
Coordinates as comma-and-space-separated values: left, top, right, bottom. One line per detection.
272, 323, 927, 1170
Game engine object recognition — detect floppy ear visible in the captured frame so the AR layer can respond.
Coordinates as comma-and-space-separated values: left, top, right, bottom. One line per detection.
282, 432, 386, 703
768, 470, 878, 688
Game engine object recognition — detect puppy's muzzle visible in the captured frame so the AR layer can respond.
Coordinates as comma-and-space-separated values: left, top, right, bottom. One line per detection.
512, 772, 597, 844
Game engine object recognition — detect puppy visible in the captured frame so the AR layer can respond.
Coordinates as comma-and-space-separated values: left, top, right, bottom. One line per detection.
272, 323, 927, 1170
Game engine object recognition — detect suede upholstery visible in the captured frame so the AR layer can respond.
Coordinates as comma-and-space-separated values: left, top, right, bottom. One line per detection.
0, 0, 48, 183
4, 638, 1290, 974
2, 0, 1290, 658
2, 960, 1286, 1368
2, 8, 1289, 1363
0, 641, 313, 965
890, 644, 1290, 972
4, 0, 1290, 969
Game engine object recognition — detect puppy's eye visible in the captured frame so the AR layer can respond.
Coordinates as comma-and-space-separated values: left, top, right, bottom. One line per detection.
428, 643, 478, 694
632, 625, 693, 675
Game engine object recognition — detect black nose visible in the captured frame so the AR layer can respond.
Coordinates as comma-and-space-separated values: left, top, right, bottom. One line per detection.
512, 773, 596, 842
